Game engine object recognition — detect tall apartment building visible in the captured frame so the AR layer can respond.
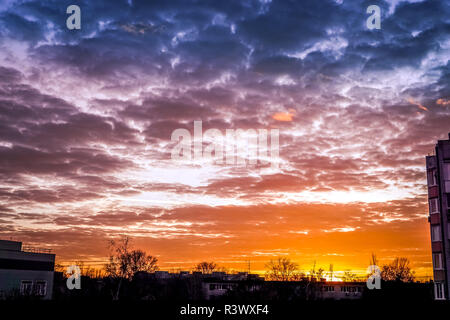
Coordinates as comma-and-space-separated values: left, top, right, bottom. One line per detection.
0, 240, 55, 299
426, 133, 450, 300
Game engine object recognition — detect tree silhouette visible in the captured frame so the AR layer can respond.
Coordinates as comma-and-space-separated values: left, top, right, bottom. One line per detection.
265, 257, 299, 281
316, 268, 325, 280
194, 261, 218, 274
105, 236, 158, 300
370, 253, 378, 267
381, 257, 415, 282
342, 270, 357, 282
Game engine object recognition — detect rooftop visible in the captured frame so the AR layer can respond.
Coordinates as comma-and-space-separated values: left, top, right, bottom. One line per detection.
0, 239, 52, 254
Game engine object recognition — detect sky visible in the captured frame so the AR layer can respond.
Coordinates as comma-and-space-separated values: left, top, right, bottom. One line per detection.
0, 0, 449, 277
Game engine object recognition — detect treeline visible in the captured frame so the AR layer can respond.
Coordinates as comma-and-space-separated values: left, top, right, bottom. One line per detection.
58, 237, 419, 283
52, 236, 431, 301
264, 254, 416, 282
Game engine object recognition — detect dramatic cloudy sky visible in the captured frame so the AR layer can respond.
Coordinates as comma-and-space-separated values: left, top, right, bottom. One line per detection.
0, 0, 449, 276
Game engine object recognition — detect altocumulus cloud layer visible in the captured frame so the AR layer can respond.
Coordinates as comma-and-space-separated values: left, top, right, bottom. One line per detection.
0, 0, 449, 274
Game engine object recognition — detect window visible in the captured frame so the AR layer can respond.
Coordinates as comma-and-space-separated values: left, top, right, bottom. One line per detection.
429, 198, 439, 214
428, 170, 437, 186
435, 282, 445, 300
209, 283, 230, 290
445, 163, 450, 193
431, 225, 442, 241
20, 281, 33, 295
444, 163, 450, 181
340, 286, 358, 293
433, 253, 443, 270
323, 286, 334, 292
34, 280, 47, 296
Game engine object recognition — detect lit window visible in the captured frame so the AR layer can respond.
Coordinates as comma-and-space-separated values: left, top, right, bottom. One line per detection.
433, 253, 443, 270
435, 282, 445, 300
429, 198, 439, 214
20, 281, 33, 295
431, 225, 441, 242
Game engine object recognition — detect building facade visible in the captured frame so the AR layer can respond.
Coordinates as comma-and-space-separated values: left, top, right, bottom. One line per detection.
318, 281, 365, 300
0, 240, 55, 299
426, 133, 450, 300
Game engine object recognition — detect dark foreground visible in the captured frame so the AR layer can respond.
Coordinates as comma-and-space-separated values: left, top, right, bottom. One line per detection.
2, 300, 449, 319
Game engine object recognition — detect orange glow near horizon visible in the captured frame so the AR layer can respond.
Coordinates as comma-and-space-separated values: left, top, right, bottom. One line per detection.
49, 200, 433, 280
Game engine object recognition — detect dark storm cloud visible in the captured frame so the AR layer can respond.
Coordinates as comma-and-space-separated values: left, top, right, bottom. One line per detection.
122, 97, 218, 121
17, 113, 140, 150
0, 76, 76, 151
0, 66, 138, 185
361, 24, 449, 71
436, 61, 450, 95
0, 12, 44, 42
238, 0, 344, 52
0, 185, 102, 203
389, 0, 448, 32
0, 146, 133, 177
0, 0, 447, 81
0, 66, 23, 83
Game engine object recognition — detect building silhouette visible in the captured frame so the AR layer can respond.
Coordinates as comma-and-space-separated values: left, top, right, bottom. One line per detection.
426, 133, 450, 300
0, 240, 55, 299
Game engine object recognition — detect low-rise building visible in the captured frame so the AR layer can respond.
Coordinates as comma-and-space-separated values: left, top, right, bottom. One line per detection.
317, 281, 365, 300
202, 279, 263, 300
0, 240, 55, 299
